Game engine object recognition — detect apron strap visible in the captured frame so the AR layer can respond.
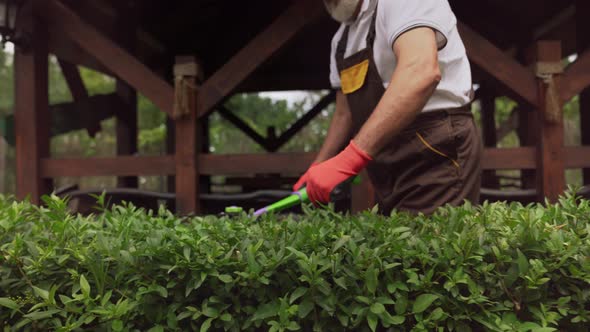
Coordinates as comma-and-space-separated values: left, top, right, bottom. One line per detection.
335, 2, 380, 65
366, 2, 378, 46
336, 26, 350, 64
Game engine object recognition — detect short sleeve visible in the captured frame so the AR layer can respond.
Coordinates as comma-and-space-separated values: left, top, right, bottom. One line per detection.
329, 25, 345, 88
378, 0, 456, 51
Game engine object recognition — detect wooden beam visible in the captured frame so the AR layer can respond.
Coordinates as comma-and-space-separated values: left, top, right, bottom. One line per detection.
533, 5, 575, 40
49, 32, 111, 74
15, 6, 52, 204
217, 105, 271, 151
57, 59, 103, 136
40, 147, 590, 179
561, 50, 590, 102
458, 22, 538, 108
197, 0, 323, 117
199, 153, 316, 176
174, 57, 201, 214
42, 156, 175, 177
535, 41, 565, 202
115, 2, 138, 188
565, 147, 590, 169
38, 0, 175, 117
271, 91, 336, 152
58, 60, 89, 100
577, 0, 590, 184
481, 148, 536, 170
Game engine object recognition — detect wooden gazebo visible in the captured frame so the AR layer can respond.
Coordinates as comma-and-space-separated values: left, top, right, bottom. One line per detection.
11, 0, 590, 214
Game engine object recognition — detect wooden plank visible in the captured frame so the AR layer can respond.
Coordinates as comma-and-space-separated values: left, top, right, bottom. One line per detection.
197, 0, 323, 117
38, 0, 174, 117
38, 148, 565, 179
42, 156, 175, 177
174, 57, 201, 214
458, 22, 538, 108
564, 147, 590, 169
481, 148, 536, 170
199, 153, 317, 176
15, 10, 52, 204
535, 41, 565, 202
271, 91, 336, 152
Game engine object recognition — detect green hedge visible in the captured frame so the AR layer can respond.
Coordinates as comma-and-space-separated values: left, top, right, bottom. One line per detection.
1, 193, 590, 331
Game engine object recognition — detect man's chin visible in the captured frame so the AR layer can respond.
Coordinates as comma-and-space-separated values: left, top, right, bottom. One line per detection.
324, 0, 362, 23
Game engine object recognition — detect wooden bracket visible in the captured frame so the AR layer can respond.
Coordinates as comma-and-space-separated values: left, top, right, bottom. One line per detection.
38, 0, 175, 117
458, 22, 538, 108
197, 0, 323, 118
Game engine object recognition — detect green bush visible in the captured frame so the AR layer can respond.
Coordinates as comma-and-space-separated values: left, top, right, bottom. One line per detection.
1, 193, 590, 331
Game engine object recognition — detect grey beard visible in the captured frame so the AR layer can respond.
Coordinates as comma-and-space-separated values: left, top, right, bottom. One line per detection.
324, 0, 361, 23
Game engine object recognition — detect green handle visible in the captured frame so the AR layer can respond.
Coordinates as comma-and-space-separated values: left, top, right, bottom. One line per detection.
253, 175, 361, 216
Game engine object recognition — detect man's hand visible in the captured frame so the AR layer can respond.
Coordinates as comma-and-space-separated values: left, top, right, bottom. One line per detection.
306, 140, 372, 204
292, 163, 318, 191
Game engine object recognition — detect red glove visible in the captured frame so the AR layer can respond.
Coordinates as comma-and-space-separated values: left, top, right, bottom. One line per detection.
293, 162, 319, 192
306, 140, 372, 205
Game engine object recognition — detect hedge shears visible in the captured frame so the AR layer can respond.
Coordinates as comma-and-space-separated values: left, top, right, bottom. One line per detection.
239, 176, 362, 217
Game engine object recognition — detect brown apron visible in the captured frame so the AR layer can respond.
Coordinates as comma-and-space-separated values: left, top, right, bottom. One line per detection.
336, 4, 482, 215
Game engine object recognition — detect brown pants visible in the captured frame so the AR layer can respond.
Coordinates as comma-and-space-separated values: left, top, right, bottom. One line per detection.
367, 108, 483, 215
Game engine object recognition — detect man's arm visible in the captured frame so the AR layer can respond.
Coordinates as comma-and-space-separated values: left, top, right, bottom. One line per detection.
314, 91, 353, 163
292, 91, 352, 191
353, 27, 441, 156
304, 27, 442, 204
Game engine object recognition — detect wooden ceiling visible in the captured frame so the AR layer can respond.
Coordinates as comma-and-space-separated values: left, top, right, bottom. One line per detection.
59, 0, 581, 92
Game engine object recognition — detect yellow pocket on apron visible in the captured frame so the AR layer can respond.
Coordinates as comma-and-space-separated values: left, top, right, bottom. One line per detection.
340, 59, 369, 95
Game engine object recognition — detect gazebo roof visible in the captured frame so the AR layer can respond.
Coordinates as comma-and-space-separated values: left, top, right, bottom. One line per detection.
56, 0, 580, 92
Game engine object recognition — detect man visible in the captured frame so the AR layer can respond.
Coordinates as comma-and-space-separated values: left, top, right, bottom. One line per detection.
293, 0, 482, 215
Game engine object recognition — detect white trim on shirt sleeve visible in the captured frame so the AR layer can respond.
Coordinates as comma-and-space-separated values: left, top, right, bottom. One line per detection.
388, 20, 449, 51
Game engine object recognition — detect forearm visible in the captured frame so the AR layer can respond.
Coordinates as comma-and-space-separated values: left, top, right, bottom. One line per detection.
354, 28, 441, 157
315, 91, 353, 163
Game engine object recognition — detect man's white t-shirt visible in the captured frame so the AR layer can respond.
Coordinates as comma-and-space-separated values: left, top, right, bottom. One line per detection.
329, 0, 473, 111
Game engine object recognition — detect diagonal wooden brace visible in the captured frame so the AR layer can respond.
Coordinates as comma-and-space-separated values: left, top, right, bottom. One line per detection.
37, 0, 175, 118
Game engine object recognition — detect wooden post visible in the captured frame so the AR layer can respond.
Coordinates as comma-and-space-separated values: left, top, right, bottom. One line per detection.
518, 106, 539, 189
517, 48, 540, 190
0, 138, 6, 193
166, 117, 175, 193
115, 1, 138, 188
535, 41, 565, 202
200, 116, 211, 195
174, 56, 201, 214
116, 81, 139, 188
479, 86, 500, 189
577, 0, 590, 185
15, 11, 51, 204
